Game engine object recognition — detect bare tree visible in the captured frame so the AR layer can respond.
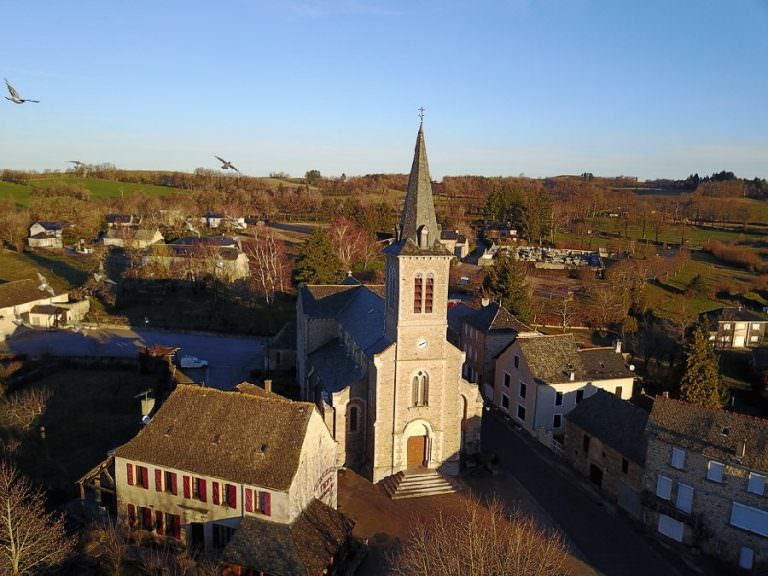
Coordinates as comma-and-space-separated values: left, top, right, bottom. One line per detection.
0, 201, 30, 252
4, 387, 52, 431
88, 518, 130, 576
0, 461, 75, 575
245, 230, 289, 304
389, 497, 569, 576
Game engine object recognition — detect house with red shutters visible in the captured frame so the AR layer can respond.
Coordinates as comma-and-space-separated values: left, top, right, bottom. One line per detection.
114, 383, 348, 568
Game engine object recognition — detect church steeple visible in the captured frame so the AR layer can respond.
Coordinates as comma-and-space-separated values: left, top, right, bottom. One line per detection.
397, 121, 441, 251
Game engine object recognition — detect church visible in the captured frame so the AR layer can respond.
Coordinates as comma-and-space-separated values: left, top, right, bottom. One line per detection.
297, 122, 483, 484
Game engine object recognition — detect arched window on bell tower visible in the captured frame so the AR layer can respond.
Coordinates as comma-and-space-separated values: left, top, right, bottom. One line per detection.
413, 273, 423, 314
411, 371, 429, 407
425, 274, 434, 313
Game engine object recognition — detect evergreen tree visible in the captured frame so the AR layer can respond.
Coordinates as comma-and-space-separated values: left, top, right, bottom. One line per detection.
294, 229, 341, 284
679, 323, 724, 408
483, 253, 531, 321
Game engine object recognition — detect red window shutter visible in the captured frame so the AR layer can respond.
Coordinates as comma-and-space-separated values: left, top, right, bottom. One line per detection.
212, 481, 220, 505
126, 463, 134, 486
227, 484, 237, 508
264, 492, 271, 516
245, 488, 253, 513
127, 504, 136, 527
172, 514, 181, 539
183, 475, 191, 499
198, 479, 207, 503
155, 469, 162, 492
155, 511, 164, 535
170, 472, 178, 495
141, 467, 149, 489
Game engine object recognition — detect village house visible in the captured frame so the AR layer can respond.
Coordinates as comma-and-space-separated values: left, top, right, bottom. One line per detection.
142, 236, 249, 281
105, 213, 139, 227
114, 383, 348, 569
0, 278, 88, 340
704, 307, 768, 350
27, 221, 65, 249
200, 211, 225, 229
460, 301, 538, 400
438, 229, 470, 259
102, 228, 164, 249
297, 123, 483, 496
564, 390, 649, 520
643, 397, 768, 572
493, 334, 635, 448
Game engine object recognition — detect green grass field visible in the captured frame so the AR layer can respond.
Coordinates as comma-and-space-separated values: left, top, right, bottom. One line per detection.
0, 175, 182, 206
0, 249, 95, 292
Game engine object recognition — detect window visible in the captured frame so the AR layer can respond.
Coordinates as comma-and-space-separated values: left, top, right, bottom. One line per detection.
656, 475, 673, 500
751, 335, 759, 342
730, 502, 768, 537
739, 547, 755, 570
614, 386, 623, 397
139, 506, 153, 531
670, 447, 686, 470
192, 477, 207, 502
165, 513, 181, 539
425, 274, 434, 313
514, 355, 519, 369
676, 483, 694, 513
622, 458, 629, 475
225, 484, 237, 508
747, 472, 766, 496
501, 394, 510, 410
657, 514, 684, 542
411, 371, 429, 407
582, 434, 590, 454
723, 323, 731, 330
349, 405, 359, 433
212, 481, 220, 505
575, 390, 584, 404
752, 323, 761, 330
706, 460, 724, 483
555, 391, 563, 406
413, 274, 423, 313
164, 470, 177, 494
126, 463, 134, 486
136, 465, 149, 489
213, 524, 236, 549
503, 372, 510, 388
553, 414, 561, 428
516, 404, 526, 422
518, 382, 527, 399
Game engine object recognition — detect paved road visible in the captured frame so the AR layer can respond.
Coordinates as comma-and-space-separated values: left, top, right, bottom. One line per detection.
482, 410, 707, 576
2, 327, 265, 390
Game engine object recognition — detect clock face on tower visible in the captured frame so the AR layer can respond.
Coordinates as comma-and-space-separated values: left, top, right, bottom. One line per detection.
416, 337, 428, 350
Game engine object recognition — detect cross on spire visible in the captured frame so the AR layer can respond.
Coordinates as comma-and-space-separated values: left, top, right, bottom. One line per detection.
418, 106, 425, 123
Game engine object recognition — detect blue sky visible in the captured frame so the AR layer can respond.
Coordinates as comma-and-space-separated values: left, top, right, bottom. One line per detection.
2, 0, 767, 179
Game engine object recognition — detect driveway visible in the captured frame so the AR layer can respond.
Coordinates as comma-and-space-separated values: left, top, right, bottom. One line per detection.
482, 410, 714, 576
2, 327, 265, 390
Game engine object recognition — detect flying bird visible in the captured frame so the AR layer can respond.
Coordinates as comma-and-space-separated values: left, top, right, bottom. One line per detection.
214, 155, 241, 174
36, 272, 55, 296
4, 78, 39, 104
68, 160, 85, 167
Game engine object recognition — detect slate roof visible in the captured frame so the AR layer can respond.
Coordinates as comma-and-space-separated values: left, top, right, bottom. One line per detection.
222, 499, 352, 576
148, 244, 242, 261
441, 229, 459, 240
29, 304, 66, 315
0, 279, 55, 309
464, 302, 532, 333
647, 396, 768, 473
35, 221, 64, 231
308, 339, 365, 394
115, 385, 317, 491
299, 285, 358, 318
703, 306, 768, 327
106, 214, 133, 224
447, 302, 475, 338
516, 334, 583, 384
565, 389, 649, 465
579, 348, 634, 380
171, 236, 238, 247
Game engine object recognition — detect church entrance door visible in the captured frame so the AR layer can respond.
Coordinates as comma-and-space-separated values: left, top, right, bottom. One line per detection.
407, 435, 427, 469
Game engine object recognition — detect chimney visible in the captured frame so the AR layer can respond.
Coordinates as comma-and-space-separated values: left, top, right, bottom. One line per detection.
662, 391, 669, 398
481, 297, 490, 307
569, 371, 575, 382
614, 340, 622, 354
738, 440, 747, 459
264, 379, 272, 393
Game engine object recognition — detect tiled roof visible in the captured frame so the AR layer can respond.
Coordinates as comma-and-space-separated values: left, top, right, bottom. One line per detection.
114, 385, 317, 491
0, 279, 57, 309
566, 389, 649, 465
222, 499, 352, 576
308, 339, 365, 394
516, 334, 583, 384
464, 302, 532, 333
579, 348, 634, 379
647, 396, 768, 473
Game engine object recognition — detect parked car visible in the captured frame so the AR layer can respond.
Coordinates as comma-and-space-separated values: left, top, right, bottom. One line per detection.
179, 355, 208, 369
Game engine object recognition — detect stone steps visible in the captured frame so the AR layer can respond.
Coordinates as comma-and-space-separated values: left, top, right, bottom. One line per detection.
380, 469, 460, 500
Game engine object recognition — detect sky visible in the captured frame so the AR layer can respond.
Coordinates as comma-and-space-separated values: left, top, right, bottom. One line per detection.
1, 0, 767, 180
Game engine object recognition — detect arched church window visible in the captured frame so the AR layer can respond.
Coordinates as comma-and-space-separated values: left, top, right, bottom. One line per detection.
411, 371, 429, 407
348, 405, 359, 433
425, 274, 434, 313
413, 274, 423, 314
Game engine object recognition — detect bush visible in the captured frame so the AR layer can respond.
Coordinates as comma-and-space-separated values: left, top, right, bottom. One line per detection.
703, 240, 764, 273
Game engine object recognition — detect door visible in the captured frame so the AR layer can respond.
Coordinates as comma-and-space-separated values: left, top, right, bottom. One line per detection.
589, 464, 603, 488
189, 522, 205, 551
407, 435, 427, 469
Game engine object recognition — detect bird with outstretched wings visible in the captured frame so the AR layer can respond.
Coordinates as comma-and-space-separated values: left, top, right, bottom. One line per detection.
214, 155, 241, 174
4, 78, 40, 104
